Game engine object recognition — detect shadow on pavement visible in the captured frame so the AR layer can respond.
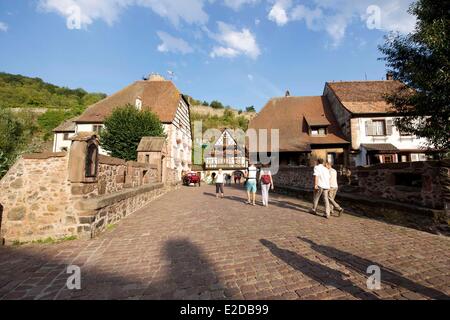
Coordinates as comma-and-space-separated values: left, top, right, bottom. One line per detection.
0, 238, 228, 300
260, 239, 380, 300
297, 236, 449, 300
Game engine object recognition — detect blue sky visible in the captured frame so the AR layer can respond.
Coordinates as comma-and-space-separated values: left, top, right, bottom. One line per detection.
0, 0, 416, 111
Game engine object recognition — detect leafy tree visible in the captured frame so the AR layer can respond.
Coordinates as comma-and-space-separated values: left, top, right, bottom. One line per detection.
210, 100, 225, 109
0, 109, 37, 177
0, 109, 25, 157
246, 106, 256, 113
202, 101, 209, 106
379, 0, 450, 153
100, 105, 165, 161
38, 110, 71, 141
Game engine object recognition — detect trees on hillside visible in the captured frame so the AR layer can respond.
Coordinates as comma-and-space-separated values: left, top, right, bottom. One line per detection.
210, 100, 225, 109
0, 109, 38, 177
100, 105, 165, 161
379, 0, 450, 153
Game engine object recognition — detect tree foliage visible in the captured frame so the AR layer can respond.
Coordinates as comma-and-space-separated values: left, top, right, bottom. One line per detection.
100, 105, 165, 161
379, 0, 450, 152
190, 110, 250, 133
0, 109, 39, 177
210, 100, 225, 109
0, 72, 106, 142
246, 106, 256, 113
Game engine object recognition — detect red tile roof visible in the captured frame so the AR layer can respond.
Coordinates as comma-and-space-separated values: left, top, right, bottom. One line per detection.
326, 80, 408, 114
248, 96, 349, 152
76, 79, 186, 124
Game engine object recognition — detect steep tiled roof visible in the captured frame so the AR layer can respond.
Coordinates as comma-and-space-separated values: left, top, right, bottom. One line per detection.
53, 117, 78, 132
137, 137, 166, 152
76, 79, 186, 124
326, 80, 408, 114
248, 96, 349, 152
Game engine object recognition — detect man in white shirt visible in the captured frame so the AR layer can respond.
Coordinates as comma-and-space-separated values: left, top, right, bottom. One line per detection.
245, 163, 258, 205
326, 162, 344, 216
312, 158, 331, 218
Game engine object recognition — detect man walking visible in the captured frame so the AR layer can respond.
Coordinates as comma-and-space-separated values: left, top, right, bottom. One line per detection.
245, 163, 258, 206
312, 159, 331, 218
326, 162, 344, 217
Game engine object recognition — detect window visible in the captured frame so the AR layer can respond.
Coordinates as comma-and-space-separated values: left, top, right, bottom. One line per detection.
63, 133, 70, 141
135, 97, 142, 111
145, 155, 150, 163
311, 127, 327, 136
366, 119, 394, 136
93, 125, 103, 135
85, 143, 98, 178
411, 153, 427, 162
372, 120, 386, 136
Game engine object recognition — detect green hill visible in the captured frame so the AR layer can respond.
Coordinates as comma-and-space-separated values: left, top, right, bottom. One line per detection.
0, 72, 106, 141
0, 72, 106, 111
0, 72, 106, 177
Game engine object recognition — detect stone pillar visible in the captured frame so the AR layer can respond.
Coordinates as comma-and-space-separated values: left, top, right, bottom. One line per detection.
68, 133, 99, 196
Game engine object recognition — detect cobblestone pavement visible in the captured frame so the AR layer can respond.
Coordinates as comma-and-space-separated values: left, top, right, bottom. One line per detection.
0, 184, 449, 300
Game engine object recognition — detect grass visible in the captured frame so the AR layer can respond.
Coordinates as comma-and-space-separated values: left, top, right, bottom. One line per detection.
12, 235, 77, 246
106, 223, 118, 231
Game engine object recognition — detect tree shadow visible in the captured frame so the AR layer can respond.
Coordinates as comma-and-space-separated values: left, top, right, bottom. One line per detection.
297, 237, 449, 300
259, 239, 379, 300
0, 238, 228, 300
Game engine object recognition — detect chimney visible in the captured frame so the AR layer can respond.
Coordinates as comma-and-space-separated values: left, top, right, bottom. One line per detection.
147, 73, 166, 81
386, 72, 394, 81
285, 90, 291, 97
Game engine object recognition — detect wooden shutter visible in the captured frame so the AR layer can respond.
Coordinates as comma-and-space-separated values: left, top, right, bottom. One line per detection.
386, 119, 393, 135
365, 120, 373, 136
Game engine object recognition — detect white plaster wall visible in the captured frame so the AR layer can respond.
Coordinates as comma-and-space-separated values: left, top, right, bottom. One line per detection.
53, 132, 75, 152
356, 117, 428, 149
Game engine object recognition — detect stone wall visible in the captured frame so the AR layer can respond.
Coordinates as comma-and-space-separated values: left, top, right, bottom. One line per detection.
0, 153, 80, 242
0, 135, 175, 244
272, 166, 314, 190
356, 161, 449, 210
272, 161, 450, 235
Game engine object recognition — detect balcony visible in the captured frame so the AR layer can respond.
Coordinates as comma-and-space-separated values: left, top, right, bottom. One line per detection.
204, 157, 247, 169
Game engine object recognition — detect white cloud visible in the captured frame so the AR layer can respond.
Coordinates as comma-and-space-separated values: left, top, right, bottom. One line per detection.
210, 22, 261, 59
38, 0, 209, 28
0, 22, 8, 32
157, 31, 194, 54
223, 0, 259, 10
267, 0, 416, 46
211, 46, 240, 58
268, 0, 291, 26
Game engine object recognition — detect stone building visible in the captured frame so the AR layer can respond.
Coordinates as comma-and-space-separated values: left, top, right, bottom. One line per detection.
250, 75, 435, 167
324, 77, 433, 166
54, 74, 192, 182
249, 95, 350, 166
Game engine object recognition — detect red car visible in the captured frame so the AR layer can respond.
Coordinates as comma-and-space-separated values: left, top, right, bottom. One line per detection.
183, 172, 201, 187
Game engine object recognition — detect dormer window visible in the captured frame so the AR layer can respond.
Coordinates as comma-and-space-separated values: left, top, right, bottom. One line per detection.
310, 126, 327, 136
135, 97, 142, 111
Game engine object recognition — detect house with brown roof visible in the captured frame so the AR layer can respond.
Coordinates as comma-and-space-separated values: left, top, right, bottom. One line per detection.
249, 95, 350, 166
54, 74, 192, 181
52, 116, 78, 152
324, 76, 431, 166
